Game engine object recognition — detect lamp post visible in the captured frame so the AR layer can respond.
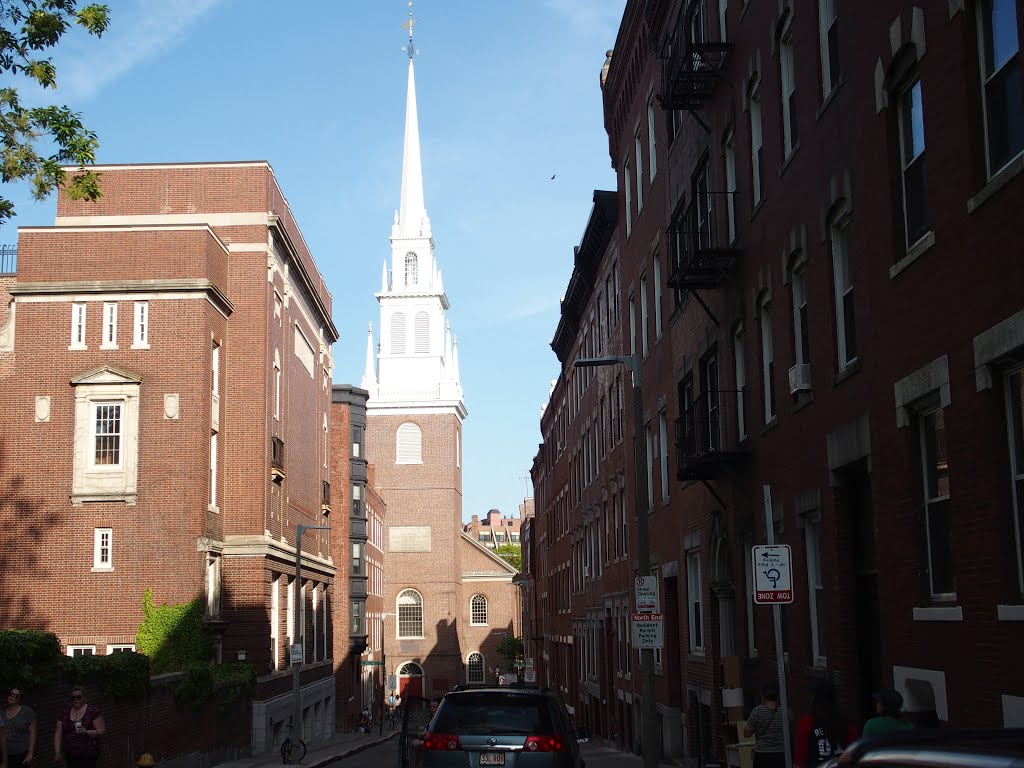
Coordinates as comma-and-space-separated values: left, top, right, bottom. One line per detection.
293, 523, 331, 742
574, 354, 657, 768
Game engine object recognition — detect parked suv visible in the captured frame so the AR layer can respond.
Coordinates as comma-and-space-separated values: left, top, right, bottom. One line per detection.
419, 684, 585, 767
833, 729, 1024, 768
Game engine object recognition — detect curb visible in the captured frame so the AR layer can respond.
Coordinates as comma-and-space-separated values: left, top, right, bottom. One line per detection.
315, 731, 401, 766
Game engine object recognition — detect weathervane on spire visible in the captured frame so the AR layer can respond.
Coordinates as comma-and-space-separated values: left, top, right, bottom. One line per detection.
401, 1, 418, 60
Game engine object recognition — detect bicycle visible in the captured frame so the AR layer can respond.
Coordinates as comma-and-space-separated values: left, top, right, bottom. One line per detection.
386, 705, 399, 731
281, 717, 307, 764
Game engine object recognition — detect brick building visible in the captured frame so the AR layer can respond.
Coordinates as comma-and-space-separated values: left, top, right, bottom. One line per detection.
0, 162, 339, 754
360, 42, 520, 699
529, 0, 1024, 763
465, 508, 525, 549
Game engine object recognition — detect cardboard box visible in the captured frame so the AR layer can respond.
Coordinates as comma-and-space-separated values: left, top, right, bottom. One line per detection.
727, 743, 754, 768
721, 655, 742, 688
725, 705, 746, 723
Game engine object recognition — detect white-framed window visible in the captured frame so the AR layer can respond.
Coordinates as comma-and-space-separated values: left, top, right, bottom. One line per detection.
640, 277, 649, 357
830, 212, 857, 368
1006, 365, 1024, 593
67, 646, 96, 657
351, 541, 364, 575
898, 78, 929, 249
93, 528, 112, 570
108, 644, 135, 653
101, 302, 117, 349
977, 0, 1023, 177
132, 301, 149, 348
72, 369, 140, 502
405, 252, 418, 285
397, 589, 424, 638
647, 92, 658, 180
687, 551, 704, 652
749, 77, 765, 204
719, 0, 728, 40
312, 584, 319, 661
414, 311, 429, 354
645, 423, 655, 512
759, 296, 775, 422
271, 575, 281, 671
467, 652, 485, 684
628, 295, 637, 356
658, 410, 669, 502
92, 402, 123, 468
780, 16, 798, 156
70, 302, 87, 349
819, 0, 840, 97
634, 129, 645, 212
206, 553, 221, 619
274, 349, 281, 421
300, 581, 307, 657
320, 588, 328, 658
919, 406, 955, 597
653, 253, 663, 339
624, 160, 633, 237
286, 576, 294, 650
391, 312, 406, 354
470, 594, 488, 625
396, 422, 423, 464
805, 519, 826, 665
791, 257, 810, 368
695, 161, 712, 251
724, 128, 737, 243
703, 351, 721, 452
734, 324, 747, 440
210, 432, 218, 508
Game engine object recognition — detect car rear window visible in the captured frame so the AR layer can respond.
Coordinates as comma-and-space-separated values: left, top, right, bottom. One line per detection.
433, 692, 555, 735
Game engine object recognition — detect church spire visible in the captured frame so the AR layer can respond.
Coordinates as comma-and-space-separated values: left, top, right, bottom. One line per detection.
361, 323, 377, 389
397, 1, 430, 240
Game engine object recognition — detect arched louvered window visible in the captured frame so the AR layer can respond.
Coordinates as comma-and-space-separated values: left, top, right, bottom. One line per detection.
470, 594, 488, 625
405, 252, 418, 285
397, 589, 423, 638
467, 652, 485, 684
390, 312, 406, 355
396, 422, 422, 464
414, 312, 430, 354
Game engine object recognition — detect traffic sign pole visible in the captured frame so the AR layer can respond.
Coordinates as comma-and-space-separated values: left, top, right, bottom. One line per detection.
763, 486, 792, 768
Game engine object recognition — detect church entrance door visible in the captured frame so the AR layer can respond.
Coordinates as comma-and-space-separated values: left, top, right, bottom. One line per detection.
398, 661, 424, 699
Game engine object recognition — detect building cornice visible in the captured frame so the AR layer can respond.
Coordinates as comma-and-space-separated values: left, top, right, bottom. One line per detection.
9, 277, 235, 317
221, 534, 336, 578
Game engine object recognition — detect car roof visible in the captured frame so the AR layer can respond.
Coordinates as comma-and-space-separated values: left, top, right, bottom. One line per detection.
844, 729, 1024, 768
446, 684, 556, 696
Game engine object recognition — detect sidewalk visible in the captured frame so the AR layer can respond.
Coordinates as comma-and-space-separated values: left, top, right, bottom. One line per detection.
215, 728, 401, 768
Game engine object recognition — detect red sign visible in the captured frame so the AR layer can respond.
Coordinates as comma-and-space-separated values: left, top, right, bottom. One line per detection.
755, 590, 793, 603
630, 612, 664, 621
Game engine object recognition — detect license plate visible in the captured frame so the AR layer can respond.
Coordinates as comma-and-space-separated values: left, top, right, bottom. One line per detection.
480, 752, 505, 766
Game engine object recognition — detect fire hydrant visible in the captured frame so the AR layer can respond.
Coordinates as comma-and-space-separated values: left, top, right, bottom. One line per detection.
137, 754, 156, 768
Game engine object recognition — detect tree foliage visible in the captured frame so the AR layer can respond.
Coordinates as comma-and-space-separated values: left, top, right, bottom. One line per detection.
496, 635, 524, 666
136, 588, 210, 674
494, 543, 522, 572
0, 0, 110, 225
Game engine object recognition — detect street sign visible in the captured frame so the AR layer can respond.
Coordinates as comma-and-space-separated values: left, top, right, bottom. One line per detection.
752, 544, 794, 603
512, 661, 528, 669
290, 643, 303, 664
524, 669, 537, 683
634, 575, 661, 613
360, 660, 384, 667
631, 612, 664, 648
388, 674, 397, 690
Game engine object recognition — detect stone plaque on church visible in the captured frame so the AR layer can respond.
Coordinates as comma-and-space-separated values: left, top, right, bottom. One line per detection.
390, 526, 432, 552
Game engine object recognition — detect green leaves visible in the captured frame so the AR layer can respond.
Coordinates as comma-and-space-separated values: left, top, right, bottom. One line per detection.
0, 0, 110, 225
494, 543, 522, 572
136, 587, 210, 675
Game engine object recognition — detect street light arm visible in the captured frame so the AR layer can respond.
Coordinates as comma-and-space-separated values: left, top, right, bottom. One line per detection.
573, 355, 641, 387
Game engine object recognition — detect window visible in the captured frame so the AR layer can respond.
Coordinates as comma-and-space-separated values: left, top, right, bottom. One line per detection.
830, 212, 858, 367
695, 161, 712, 251
133, 301, 149, 348
405, 252, 418, 285
780, 18, 798, 156
628, 295, 637, 356
702, 351, 721, 452
391, 312, 406, 354
93, 528, 112, 570
898, 79, 929, 248
321, 589, 328, 658
274, 349, 281, 420
819, 0, 840, 96
620, 486, 628, 557
687, 551, 704, 652
287, 576, 295, 649
920, 407, 955, 597
108, 644, 135, 653
658, 410, 669, 502
734, 325, 747, 440
70, 302, 86, 349
206, 553, 221, 619
724, 129, 737, 243
352, 425, 363, 458
1007, 366, 1024, 593
312, 585, 319, 661
750, 78, 765, 204
624, 161, 633, 237
635, 130, 644, 212
653, 254, 663, 339
351, 541, 364, 575
470, 594, 488, 625
414, 311, 429, 354
719, 0, 728, 40
396, 422, 423, 464
759, 296, 776, 422
67, 646, 95, 657
791, 258, 810, 368
350, 600, 363, 637
351, 483, 363, 517
210, 432, 218, 507
805, 519, 826, 664
645, 423, 654, 512
647, 93, 658, 180
93, 403, 122, 467
640, 277, 649, 357
101, 302, 117, 349
978, 0, 1024, 176
271, 576, 281, 671
397, 589, 424, 638
467, 652, 485, 684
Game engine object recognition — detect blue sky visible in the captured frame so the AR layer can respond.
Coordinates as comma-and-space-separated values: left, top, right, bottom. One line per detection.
7, 0, 626, 523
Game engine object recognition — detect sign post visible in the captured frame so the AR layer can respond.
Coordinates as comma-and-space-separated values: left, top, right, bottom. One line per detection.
760, 486, 793, 768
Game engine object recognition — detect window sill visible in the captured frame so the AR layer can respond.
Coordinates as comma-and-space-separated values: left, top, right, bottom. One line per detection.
208, 504, 220, 514
912, 605, 963, 621
816, 77, 844, 120
968, 152, 1024, 214
131, 343, 151, 350
750, 198, 766, 221
832, 357, 861, 387
687, 652, 706, 662
100, 344, 119, 351
889, 230, 936, 279
68, 345, 88, 351
792, 390, 814, 413
91, 566, 114, 573
803, 664, 829, 679
779, 143, 800, 176
997, 605, 1024, 621
72, 493, 137, 506
759, 416, 778, 436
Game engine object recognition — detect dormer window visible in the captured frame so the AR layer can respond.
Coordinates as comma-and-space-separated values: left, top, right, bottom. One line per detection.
405, 252, 418, 285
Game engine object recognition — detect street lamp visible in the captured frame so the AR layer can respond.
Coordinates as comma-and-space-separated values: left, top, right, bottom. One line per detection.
574, 354, 657, 768
293, 523, 331, 742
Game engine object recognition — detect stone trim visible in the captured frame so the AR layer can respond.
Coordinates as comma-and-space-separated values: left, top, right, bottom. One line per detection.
911, 605, 963, 621
894, 355, 950, 427
973, 309, 1024, 390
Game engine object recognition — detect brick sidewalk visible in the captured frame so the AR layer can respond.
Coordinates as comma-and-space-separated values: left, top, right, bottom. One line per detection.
213, 729, 401, 768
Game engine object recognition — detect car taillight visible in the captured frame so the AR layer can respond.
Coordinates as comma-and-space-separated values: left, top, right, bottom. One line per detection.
423, 732, 462, 751
524, 735, 564, 752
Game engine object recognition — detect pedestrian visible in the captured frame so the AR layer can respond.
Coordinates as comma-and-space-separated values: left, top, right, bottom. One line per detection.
3, 726, 9, 768
743, 682, 787, 768
1, 687, 36, 767
53, 687, 105, 768
794, 681, 858, 768
862, 688, 913, 737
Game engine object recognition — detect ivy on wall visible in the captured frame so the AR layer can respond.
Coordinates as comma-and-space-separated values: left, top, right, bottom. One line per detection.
135, 588, 209, 674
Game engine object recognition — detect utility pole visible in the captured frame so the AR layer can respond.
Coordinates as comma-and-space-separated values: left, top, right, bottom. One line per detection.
293, 523, 330, 741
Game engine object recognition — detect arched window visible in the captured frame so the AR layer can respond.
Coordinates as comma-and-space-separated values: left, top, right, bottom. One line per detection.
405, 252, 418, 285
397, 589, 423, 638
414, 312, 429, 354
470, 594, 488, 625
467, 652, 485, 684
390, 312, 406, 355
396, 423, 422, 464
